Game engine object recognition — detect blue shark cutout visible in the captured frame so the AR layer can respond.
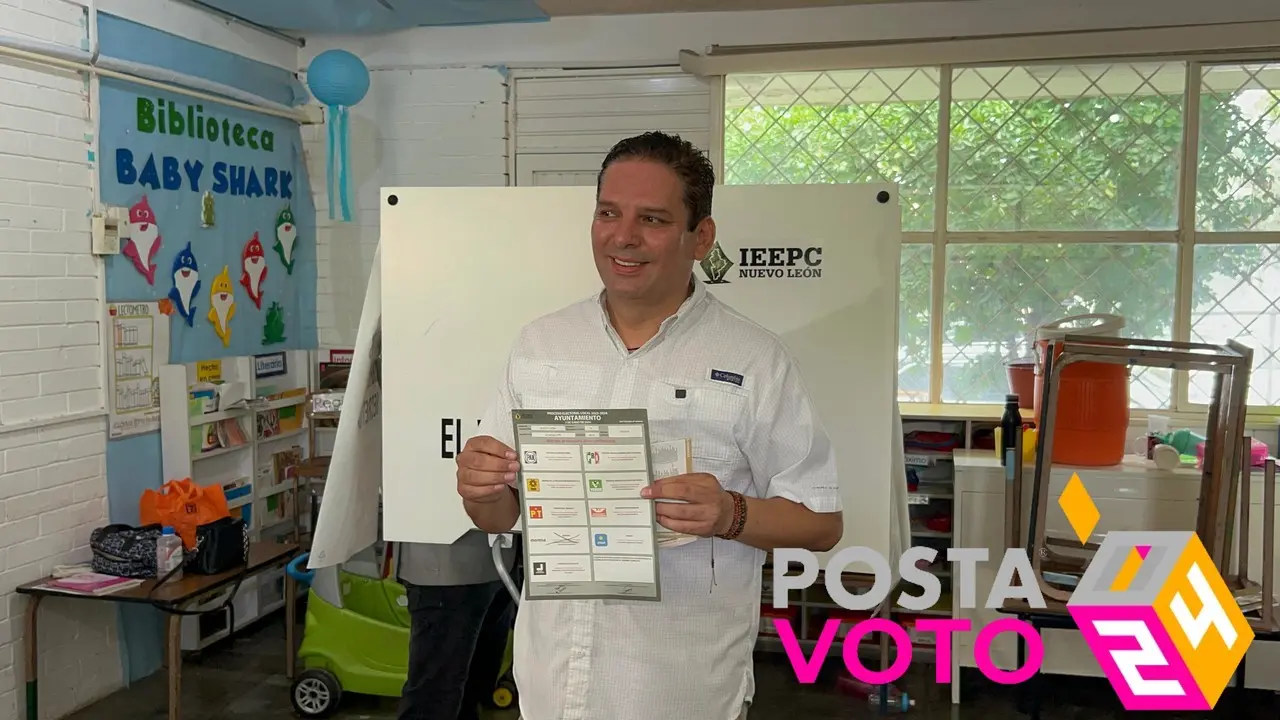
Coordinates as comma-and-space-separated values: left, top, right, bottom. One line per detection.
169, 242, 201, 327
192, 0, 549, 34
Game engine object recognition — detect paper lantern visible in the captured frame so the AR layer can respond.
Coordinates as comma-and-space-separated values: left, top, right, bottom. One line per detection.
307, 50, 370, 222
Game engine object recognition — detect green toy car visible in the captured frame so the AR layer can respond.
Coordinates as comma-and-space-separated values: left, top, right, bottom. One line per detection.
287, 547, 516, 718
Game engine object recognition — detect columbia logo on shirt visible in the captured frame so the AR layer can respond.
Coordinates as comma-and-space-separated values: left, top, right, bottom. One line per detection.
710, 369, 745, 387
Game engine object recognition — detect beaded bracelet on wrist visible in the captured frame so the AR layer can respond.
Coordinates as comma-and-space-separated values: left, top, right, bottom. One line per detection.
716, 490, 747, 540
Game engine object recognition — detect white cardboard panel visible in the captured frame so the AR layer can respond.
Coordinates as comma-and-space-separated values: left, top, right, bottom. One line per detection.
379, 184, 901, 560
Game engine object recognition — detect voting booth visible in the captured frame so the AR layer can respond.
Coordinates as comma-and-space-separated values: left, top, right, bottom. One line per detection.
310, 184, 908, 569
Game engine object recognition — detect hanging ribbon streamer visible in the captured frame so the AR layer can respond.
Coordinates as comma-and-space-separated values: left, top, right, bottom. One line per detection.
324, 105, 353, 222
307, 50, 369, 224
326, 104, 338, 220
338, 105, 352, 222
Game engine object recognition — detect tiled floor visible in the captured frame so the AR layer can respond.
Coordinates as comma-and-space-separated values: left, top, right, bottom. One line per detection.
67, 611, 1280, 720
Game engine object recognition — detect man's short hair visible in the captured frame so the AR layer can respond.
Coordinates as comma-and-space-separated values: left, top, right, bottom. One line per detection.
598, 131, 715, 231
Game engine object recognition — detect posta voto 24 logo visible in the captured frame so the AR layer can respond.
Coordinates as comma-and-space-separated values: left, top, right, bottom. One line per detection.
771, 474, 1254, 711
1059, 474, 1254, 710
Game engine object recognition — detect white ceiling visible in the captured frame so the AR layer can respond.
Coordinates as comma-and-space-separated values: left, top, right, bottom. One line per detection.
538, 0, 971, 14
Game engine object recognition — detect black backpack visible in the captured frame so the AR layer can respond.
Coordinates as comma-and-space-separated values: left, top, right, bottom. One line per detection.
89, 523, 162, 579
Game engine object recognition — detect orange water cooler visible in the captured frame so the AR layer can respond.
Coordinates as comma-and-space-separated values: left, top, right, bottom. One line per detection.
1032, 314, 1130, 467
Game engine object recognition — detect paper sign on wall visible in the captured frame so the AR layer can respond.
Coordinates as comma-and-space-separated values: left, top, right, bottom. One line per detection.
107, 301, 171, 439
196, 360, 221, 382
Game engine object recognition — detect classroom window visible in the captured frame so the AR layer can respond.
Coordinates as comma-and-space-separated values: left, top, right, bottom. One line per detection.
1190, 243, 1280, 407
941, 242, 1176, 406
898, 243, 933, 402
723, 58, 1280, 411
1195, 64, 1280, 233
1190, 62, 1280, 407
723, 68, 941, 231
948, 63, 1185, 232
723, 68, 941, 400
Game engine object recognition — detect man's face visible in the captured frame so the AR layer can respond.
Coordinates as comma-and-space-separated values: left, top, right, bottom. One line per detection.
591, 159, 714, 303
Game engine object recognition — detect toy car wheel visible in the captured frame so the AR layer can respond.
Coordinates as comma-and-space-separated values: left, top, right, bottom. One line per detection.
291, 668, 341, 718
492, 679, 517, 709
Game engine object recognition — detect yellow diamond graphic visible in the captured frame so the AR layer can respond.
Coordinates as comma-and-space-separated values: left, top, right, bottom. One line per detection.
1059, 473, 1100, 544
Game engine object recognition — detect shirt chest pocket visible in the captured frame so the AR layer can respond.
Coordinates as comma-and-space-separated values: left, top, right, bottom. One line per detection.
512, 359, 605, 409
646, 379, 747, 467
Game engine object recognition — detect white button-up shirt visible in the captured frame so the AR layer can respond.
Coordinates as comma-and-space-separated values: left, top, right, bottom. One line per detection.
480, 277, 841, 720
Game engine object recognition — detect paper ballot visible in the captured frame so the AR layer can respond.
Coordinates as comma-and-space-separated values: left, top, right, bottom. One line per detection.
513, 409, 662, 601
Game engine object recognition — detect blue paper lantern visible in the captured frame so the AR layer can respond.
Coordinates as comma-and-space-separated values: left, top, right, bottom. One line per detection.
307, 50, 370, 222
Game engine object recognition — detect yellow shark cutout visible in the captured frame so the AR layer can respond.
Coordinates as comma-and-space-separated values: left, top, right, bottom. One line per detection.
207, 265, 236, 347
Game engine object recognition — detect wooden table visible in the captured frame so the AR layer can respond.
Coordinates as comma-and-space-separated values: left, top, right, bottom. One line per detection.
17, 541, 300, 720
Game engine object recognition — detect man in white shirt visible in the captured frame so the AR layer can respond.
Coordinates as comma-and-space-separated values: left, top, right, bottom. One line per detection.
455, 131, 844, 720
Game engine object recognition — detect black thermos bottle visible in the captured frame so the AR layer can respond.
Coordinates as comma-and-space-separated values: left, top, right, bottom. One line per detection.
1000, 394, 1021, 467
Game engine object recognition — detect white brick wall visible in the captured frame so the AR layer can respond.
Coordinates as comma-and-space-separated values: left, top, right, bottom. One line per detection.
0, 1, 121, 718
304, 67, 508, 346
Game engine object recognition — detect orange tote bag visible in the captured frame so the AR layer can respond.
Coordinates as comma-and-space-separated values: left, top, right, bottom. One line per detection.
140, 478, 230, 550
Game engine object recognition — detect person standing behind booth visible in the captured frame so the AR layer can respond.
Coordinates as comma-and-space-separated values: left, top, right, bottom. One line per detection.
396, 534, 518, 720
454, 131, 844, 720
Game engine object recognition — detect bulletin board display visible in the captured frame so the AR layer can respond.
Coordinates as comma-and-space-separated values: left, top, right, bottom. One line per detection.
98, 79, 318, 363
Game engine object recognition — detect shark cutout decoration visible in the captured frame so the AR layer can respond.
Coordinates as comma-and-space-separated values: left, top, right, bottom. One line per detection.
274, 204, 298, 274
167, 242, 200, 327
208, 265, 236, 347
240, 232, 267, 309
122, 195, 162, 284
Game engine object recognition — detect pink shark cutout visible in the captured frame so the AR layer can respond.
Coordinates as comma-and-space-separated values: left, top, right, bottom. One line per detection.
121, 195, 161, 284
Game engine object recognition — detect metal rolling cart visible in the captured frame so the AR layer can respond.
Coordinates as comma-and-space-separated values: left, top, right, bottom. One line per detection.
1000, 336, 1277, 719
1019, 334, 1277, 628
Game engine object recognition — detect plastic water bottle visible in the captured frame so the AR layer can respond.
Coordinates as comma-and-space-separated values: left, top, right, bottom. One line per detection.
837, 676, 915, 712
156, 526, 184, 581
867, 688, 915, 712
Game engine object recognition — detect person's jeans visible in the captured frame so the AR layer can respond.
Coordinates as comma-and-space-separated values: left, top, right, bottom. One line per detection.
397, 578, 516, 720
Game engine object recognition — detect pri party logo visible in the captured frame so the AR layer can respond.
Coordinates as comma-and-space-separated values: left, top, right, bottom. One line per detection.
1059, 475, 1254, 711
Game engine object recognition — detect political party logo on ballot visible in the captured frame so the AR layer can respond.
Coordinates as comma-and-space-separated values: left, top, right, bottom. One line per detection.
523, 450, 538, 464
771, 472, 1249, 711
1059, 476, 1253, 711
528, 506, 543, 520
698, 240, 823, 283
526, 478, 541, 492
588, 478, 604, 491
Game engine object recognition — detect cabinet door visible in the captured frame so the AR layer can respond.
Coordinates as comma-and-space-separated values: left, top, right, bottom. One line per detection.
955, 489, 1107, 676
954, 490, 1017, 669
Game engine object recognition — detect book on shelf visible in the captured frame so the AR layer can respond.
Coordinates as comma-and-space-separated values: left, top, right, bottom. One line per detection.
188, 381, 250, 415
256, 445, 304, 490
264, 490, 295, 523
257, 410, 281, 439
194, 417, 249, 454
256, 386, 306, 402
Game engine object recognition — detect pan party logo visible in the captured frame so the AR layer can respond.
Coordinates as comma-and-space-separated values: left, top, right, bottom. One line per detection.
698, 241, 823, 284
1058, 474, 1253, 711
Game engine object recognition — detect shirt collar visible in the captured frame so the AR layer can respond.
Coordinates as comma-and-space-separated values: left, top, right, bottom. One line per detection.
597, 275, 709, 354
